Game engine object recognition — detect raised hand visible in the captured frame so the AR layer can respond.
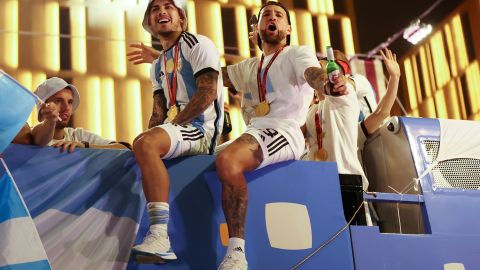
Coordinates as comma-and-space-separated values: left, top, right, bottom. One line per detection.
380, 48, 400, 79
52, 141, 86, 153
127, 43, 161, 65
40, 102, 59, 122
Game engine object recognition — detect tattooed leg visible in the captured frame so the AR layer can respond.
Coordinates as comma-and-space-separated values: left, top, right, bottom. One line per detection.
216, 134, 263, 238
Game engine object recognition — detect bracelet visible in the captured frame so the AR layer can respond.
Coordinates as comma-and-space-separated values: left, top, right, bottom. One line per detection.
82, 141, 90, 148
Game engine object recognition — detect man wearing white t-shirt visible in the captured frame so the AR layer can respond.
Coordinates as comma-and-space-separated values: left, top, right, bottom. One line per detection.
303, 55, 367, 188
130, 0, 224, 263
216, 2, 347, 269
32, 77, 128, 152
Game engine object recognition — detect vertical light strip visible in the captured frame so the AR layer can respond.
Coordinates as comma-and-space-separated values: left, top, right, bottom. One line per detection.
235, 5, 250, 58
318, 0, 326, 14
307, 0, 319, 13
325, 0, 334, 15
295, 11, 315, 49
112, 11, 127, 77
288, 11, 299, 46
229, 107, 246, 140
434, 88, 448, 119
317, 15, 330, 53
187, 0, 197, 33
446, 80, 460, 119
0, 0, 18, 68
100, 77, 116, 140
125, 79, 143, 142
73, 76, 101, 135
88, 76, 102, 135
195, 1, 224, 58
466, 62, 480, 116
443, 24, 458, 77
404, 58, 418, 115
430, 32, 450, 88
70, 6, 87, 74
341, 17, 355, 55
44, 1, 60, 72
451, 15, 468, 71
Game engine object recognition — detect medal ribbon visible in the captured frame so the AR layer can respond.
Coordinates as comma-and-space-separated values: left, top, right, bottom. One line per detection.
256, 45, 285, 102
314, 108, 323, 149
163, 44, 180, 108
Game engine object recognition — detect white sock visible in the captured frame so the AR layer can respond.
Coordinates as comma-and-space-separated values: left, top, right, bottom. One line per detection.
226, 237, 245, 255
147, 202, 169, 235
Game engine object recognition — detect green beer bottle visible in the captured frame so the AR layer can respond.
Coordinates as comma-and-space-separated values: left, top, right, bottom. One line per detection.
326, 46, 341, 96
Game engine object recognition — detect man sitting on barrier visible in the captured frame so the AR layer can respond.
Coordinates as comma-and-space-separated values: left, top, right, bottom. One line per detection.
32, 77, 128, 152
215, 2, 351, 269
130, 0, 224, 263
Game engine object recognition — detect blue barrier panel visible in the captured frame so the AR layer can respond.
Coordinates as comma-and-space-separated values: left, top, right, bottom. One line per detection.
351, 226, 480, 270
130, 158, 355, 270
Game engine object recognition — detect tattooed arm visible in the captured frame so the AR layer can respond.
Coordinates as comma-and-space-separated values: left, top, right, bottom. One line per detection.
172, 70, 219, 125
304, 67, 327, 92
148, 90, 168, 128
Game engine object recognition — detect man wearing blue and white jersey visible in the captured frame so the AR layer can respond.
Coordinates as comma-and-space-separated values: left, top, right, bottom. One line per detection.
149, 31, 223, 136
131, 0, 223, 263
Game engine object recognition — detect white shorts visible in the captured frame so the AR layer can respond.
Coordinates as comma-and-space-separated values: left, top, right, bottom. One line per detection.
244, 126, 296, 169
157, 123, 213, 159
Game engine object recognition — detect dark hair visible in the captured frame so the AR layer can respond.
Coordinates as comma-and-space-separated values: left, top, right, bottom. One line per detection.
257, 1, 291, 50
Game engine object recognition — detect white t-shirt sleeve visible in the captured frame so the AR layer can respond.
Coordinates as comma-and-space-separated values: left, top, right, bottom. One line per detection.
226, 60, 250, 92
292, 46, 321, 84
188, 35, 221, 77
150, 58, 163, 93
74, 128, 115, 146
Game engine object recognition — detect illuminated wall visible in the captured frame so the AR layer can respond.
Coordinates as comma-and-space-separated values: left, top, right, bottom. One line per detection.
0, 0, 358, 143
399, 0, 480, 120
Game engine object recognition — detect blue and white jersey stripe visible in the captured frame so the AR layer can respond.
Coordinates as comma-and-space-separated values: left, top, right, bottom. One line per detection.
150, 31, 224, 137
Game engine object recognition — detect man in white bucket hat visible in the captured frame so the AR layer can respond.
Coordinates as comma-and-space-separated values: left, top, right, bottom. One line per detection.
32, 77, 127, 152
130, 0, 223, 263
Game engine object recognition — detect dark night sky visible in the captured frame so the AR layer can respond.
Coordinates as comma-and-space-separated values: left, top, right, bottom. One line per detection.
354, 0, 465, 58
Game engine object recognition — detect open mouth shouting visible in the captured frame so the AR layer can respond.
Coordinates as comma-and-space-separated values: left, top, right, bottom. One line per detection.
267, 23, 277, 32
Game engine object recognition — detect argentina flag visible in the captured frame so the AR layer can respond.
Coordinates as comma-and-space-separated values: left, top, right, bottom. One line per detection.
0, 158, 51, 270
0, 70, 36, 153
2, 145, 146, 270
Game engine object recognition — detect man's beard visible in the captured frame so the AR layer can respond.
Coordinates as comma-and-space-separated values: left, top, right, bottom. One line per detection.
259, 29, 287, 45
56, 121, 68, 129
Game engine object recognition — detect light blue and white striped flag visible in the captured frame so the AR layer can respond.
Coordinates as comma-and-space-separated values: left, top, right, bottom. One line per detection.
0, 158, 51, 270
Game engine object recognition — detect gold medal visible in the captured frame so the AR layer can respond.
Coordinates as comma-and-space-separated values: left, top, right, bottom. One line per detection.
255, 101, 270, 117
166, 58, 175, 73
167, 106, 179, 121
315, 148, 328, 161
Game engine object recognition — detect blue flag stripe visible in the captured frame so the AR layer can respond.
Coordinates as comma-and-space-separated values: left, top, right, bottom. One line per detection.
0, 173, 29, 224
0, 260, 51, 270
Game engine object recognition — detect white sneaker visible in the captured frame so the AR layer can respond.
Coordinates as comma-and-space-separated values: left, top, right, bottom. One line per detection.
132, 231, 177, 263
218, 250, 248, 270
